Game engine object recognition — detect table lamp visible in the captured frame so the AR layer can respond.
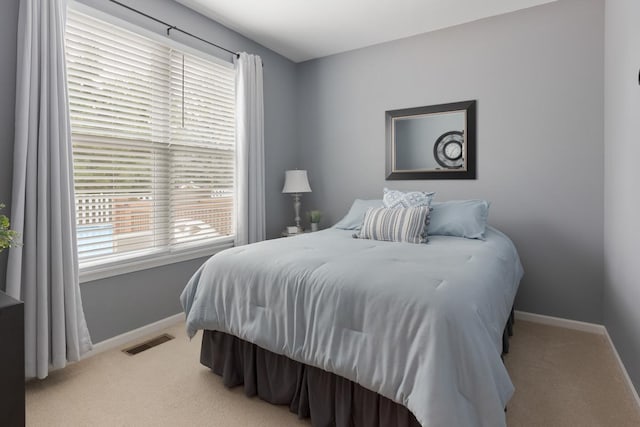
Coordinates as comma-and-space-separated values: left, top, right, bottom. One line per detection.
282, 170, 312, 233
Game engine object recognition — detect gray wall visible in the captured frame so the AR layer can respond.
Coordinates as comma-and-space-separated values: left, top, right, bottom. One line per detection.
603, 0, 640, 392
0, 0, 19, 291
296, 0, 605, 323
0, 0, 298, 342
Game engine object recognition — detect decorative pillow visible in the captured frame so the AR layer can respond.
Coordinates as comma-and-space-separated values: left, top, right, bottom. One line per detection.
354, 206, 430, 244
333, 199, 384, 230
383, 188, 435, 209
428, 200, 490, 239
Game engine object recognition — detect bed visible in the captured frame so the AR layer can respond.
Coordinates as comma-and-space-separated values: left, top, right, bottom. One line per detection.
181, 225, 523, 426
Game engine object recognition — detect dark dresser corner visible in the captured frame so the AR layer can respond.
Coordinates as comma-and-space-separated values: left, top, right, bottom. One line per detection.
0, 290, 25, 427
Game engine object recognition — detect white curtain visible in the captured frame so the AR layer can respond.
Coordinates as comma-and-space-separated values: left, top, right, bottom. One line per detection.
6, 0, 92, 379
234, 52, 266, 245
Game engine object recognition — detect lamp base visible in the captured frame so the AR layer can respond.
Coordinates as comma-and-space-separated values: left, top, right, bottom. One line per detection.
291, 193, 302, 230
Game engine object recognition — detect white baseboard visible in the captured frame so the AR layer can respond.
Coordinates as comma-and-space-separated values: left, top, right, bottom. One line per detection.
83, 313, 184, 359
514, 310, 606, 334
78, 309, 640, 410
603, 328, 640, 410
515, 310, 640, 409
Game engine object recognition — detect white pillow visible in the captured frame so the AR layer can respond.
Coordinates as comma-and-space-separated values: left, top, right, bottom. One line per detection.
383, 188, 435, 209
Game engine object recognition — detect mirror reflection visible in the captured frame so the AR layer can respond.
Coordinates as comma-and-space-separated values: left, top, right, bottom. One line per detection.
394, 110, 466, 171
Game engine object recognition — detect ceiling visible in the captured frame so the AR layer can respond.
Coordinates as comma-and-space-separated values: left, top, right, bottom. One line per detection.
176, 0, 556, 63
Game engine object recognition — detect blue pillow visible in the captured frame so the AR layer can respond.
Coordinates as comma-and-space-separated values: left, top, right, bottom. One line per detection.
383, 188, 435, 208
428, 200, 490, 239
333, 199, 383, 230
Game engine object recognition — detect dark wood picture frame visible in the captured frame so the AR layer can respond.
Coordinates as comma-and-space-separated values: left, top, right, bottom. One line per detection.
385, 100, 477, 180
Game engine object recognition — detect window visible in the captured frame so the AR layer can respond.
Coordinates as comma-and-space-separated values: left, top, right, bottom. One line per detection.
65, 8, 235, 275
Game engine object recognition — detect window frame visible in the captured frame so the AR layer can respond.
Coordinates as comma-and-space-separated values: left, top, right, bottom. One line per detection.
67, 1, 237, 283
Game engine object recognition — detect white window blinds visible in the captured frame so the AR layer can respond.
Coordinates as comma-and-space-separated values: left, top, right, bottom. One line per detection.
66, 8, 236, 265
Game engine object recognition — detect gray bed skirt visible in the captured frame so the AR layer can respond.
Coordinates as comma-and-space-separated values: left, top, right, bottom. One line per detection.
201, 330, 421, 426
200, 309, 514, 427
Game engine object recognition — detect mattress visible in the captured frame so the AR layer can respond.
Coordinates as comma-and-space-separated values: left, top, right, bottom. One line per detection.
181, 226, 523, 426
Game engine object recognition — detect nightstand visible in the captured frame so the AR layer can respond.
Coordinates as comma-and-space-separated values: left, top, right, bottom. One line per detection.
281, 230, 310, 237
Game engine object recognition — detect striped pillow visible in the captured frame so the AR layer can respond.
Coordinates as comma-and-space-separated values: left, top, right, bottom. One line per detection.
355, 207, 429, 244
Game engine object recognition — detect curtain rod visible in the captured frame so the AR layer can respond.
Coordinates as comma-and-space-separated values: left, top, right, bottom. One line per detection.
108, 0, 240, 59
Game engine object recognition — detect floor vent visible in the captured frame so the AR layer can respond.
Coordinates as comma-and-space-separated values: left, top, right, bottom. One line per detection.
123, 333, 174, 355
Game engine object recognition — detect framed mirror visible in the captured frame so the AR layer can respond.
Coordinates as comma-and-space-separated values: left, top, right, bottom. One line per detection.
385, 100, 476, 180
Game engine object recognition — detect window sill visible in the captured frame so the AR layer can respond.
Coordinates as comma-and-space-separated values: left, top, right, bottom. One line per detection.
79, 238, 234, 283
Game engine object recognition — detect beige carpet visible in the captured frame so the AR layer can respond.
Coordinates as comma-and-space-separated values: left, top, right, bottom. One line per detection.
26, 320, 640, 426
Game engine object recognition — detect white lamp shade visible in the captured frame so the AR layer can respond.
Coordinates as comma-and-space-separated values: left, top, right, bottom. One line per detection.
282, 170, 312, 193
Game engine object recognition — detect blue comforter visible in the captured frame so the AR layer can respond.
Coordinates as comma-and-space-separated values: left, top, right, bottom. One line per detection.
181, 227, 523, 426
